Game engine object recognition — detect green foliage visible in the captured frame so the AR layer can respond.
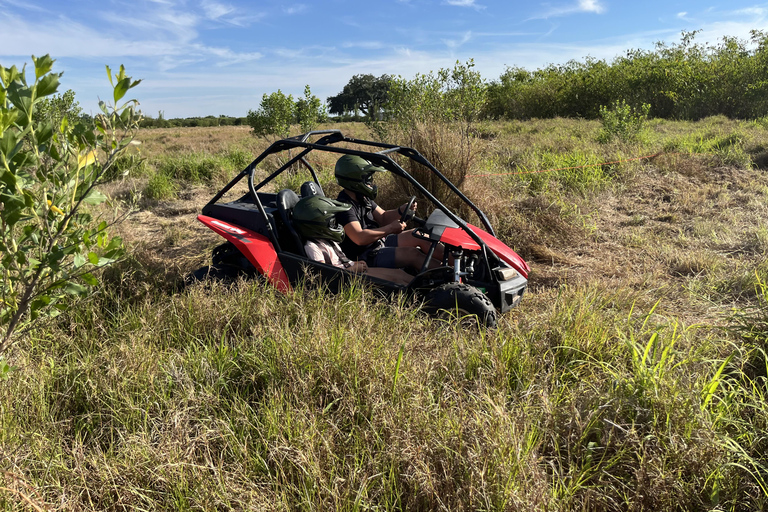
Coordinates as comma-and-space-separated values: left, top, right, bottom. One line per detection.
0, 55, 141, 353
246, 89, 294, 139
247, 85, 327, 139
597, 99, 650, 143
31, 88, 82, 128
140, 114, 247, 128
0, 355, 14, 380
385, 59, 487, 129
294, 84, 327, 133
327, 74, 392, 120
485, 30, 768, 121
379, 60, 488, 214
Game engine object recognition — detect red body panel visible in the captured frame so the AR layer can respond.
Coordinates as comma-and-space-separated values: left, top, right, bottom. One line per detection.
197, 215, 291, 293
439, 226, 482, 251
467, 223, 530, 278
436, 222, 529, 279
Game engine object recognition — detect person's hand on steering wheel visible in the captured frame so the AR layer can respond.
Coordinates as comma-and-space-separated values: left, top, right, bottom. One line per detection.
398, 196, 417, 223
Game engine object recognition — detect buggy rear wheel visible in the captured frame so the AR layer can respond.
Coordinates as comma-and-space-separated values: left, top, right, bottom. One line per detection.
185, 242, 260, 286
423, 282, 497, 329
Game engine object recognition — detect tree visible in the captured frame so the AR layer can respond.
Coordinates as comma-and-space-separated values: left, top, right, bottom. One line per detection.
294, 85, 327, 133
246, 89, 294, 139
247, 85, 328, 139
0, 55, 142, 354
327, 74, 392, 120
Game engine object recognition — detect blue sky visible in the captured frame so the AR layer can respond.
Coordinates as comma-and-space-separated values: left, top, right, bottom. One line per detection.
1, 0, 767, 118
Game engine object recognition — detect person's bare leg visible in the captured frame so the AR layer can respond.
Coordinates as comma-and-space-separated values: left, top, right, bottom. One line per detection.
394, 247, 441, 269
396, 230, 445, 262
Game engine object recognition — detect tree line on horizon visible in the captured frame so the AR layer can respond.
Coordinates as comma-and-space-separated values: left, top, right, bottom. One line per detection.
137, 29, 768, 130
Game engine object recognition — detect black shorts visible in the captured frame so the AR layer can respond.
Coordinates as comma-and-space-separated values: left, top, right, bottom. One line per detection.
362, 234, 399, 268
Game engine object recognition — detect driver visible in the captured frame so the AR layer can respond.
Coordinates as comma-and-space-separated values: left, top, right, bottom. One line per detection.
333, 155, 442, 270
292, 195, 413, 285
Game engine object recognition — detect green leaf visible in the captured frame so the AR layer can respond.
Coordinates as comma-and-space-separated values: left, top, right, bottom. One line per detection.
81, 273, 99, 286
82, 189, 107, 205
32, 54, 55, 79
0, 110, 18, 134
113, 77, 131, 104
36, 121, 54, 146
36, 72, 60, 99
105, 65, 114, 87
6, 81, 32, 117
87, 252, 99, 265
73, 252, 85, 268
64, 281, 87, 296
0, 65, 20, 88
0, 130, 19, 161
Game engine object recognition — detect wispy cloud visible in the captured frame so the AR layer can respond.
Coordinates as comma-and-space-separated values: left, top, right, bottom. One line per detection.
342, 41, 386, 50
532, 0, 606, 19
443, 0, 485, 9
201, 0, 234, 20
577, 0, 605, 14
283, 4, 308, 15
442, 31, 473, 49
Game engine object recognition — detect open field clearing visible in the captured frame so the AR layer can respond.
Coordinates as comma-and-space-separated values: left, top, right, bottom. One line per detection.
3, 118, 768, 510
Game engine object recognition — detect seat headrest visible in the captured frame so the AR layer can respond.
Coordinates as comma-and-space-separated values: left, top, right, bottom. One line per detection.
276, 189, 300, 212
300, 181, 324, 198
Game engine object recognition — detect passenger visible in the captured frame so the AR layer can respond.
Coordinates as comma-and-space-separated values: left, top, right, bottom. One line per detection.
333, 155, 443, 271
292, 195, 412, 286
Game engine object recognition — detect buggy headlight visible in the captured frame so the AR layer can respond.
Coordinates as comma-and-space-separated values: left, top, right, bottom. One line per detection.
494, 267, 519, 281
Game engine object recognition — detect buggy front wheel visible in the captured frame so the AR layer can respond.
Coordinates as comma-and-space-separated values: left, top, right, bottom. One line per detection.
423, 282, 497, 328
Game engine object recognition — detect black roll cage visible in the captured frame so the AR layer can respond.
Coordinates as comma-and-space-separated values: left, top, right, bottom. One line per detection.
204, 130, 500, 277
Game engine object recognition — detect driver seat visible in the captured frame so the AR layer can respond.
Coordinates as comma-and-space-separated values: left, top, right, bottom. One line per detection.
276, 189, 306, 257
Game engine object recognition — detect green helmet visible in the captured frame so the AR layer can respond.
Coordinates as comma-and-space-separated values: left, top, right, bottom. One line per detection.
293, 195, 351, 243
334, 154, 387, 199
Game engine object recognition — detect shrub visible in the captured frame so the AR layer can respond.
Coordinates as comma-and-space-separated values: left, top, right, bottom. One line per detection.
0, 56, 141, 353
597, 100, 650, 143
247, 90, 294, 140
380, 60, 487, 214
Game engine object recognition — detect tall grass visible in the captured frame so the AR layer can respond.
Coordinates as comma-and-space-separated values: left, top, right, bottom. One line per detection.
1, 274, 767, 510
4, 117, 768, 510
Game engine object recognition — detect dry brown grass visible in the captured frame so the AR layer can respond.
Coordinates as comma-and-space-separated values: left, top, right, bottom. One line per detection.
5, 118, 768, 510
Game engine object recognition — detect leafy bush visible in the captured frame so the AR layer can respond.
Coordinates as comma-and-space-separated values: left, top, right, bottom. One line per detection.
247, 86, 326, 139
380, 60, 488, 214
0, 56, 141, 353
485, 30, 768, 121
597, 100, 650, 143
247, 89, 294, 139
294, 85, 327, 133
31, 88, 82, 128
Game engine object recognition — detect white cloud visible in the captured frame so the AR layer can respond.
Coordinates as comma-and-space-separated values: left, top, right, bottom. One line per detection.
284, 4, 308, 15
201, 0, 234, 20
578, 0, 605, 14
532, 0, 606, 19
442, 31, 473, 49
342, 41, 386, 50
443, 0, 486, 9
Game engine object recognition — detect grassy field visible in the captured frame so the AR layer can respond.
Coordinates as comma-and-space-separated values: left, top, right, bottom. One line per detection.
2, 117, 768, 510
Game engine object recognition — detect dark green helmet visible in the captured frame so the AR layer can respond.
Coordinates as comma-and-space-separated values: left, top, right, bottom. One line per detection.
334, 155, 387, 199
293, 196, 351, 243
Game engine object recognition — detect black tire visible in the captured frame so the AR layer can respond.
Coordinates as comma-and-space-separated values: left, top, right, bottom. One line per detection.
185, 243, 260, 287
212, 242, 255, 272
423, 282, 497, 329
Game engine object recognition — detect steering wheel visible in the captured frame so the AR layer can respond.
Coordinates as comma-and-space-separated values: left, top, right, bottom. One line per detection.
400, 196, 416, 223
